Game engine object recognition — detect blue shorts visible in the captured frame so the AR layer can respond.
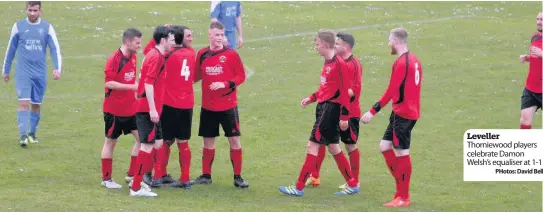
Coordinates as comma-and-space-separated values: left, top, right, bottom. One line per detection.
225, 31, 237, 49
15, 76, 46, 104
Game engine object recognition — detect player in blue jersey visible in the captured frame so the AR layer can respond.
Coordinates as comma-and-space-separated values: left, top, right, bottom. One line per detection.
210, 1, 243, 49
2, 1, 62, 147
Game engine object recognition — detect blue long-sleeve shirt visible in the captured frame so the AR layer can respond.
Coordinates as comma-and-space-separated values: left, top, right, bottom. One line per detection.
210, 1, 241, 32
2, 18, 62, 78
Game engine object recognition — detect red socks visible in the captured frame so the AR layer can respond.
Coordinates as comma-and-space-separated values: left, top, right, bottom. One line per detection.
521, 124, 531, 129
163, 144, 171, 175
178, 142, 192, 183
333, 152, 358, 187
153, 145, 167, 180
396, 155, 412, 200
202, 148, 215, 175
131, 150, 153, 191
296, 153, 317, 190
348, 148, 360, 182
230, 148, 243, 175
382, 149, 412, 200
311, 145, 326, 178
127, 156, 138, 176
101, 158, 112, 180
382, 149, 399, 198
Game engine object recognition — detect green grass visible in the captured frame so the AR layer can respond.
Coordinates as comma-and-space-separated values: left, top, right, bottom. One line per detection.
0, 1, 541, 211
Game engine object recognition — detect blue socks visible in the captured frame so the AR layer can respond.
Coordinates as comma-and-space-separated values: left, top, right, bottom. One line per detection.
16, 111, 40, 137
17, 110, 30, 136
30, 111, 40, 135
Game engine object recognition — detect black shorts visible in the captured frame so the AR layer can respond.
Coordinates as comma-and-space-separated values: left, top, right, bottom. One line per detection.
382, 112, 417, 150
198, 107, 240, 138
309, 102, 341, 145
161, 105, 193, 141
521, 88, 542, 110
104, 112, 137, 139
340, 117, 360, 145
136, 112, 163, 144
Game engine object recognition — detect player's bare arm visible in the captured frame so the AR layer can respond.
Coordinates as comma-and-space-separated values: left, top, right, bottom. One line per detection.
105, 81, 137, 91
520, 54, 530, 63
235, 8, 243, 49
144, 83, 159, 123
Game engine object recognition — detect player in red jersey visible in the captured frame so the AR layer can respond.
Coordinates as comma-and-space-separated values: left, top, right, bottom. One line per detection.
278, 29, 360, 197
100, 28, 142, 189
519, 12, 542, 129
128, 26, 175, 197
150, 25, 196, 189
306, 32, 363, 190
191, 21, 248, 188
361, 28, 422, 207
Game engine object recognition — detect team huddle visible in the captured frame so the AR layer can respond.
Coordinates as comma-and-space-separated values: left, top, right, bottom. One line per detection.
100, 22, 249, 197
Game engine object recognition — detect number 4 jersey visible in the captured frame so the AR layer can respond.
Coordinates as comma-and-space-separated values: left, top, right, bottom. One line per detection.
163, 46, 197, 109
370, 52, 422, 120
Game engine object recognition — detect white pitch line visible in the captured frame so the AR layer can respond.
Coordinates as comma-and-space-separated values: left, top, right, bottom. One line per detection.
63, 15, 475, 60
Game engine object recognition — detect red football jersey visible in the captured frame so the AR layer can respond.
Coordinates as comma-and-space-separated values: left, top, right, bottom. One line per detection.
103, 49, 137, 117
143, 39, 156, 56
345, 55, 363, 118
136, 47, 167, 114
370, 52, 422, 120
526, 32, 542, 93
308, 55, 351, 121
163, 46, 197, 109
194, 46, 246, 112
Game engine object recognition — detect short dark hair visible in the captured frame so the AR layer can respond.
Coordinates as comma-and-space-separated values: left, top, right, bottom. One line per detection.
171, 25, 190, 45
26, 1, 41, 9
209, 21, 225, 30
336, 32, 355, 49
153, 25, 174, 44
122, 28, 142, 43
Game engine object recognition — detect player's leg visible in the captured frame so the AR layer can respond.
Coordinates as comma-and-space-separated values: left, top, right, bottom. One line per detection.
152, 106, 176, 184
125, 115, 140, 183
221, 107, 248, 188
100, 113, 123, 189
126, 129, 140, 183
338, 117, 360, 189
193, 108, 220, 184
27, 76, 46, 143
279, 103, 323, 196
520, 88, 540, 129
225, 31, 237, 50
170, 108, 193, 189
15, 76, 32, 146
306, 143, 326, 187
382, 113, 416, 208
129, 112, 158, 197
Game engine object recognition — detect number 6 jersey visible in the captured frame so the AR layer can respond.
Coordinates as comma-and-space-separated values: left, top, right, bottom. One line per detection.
163, 46, 197, 109
370, 52, 422, 120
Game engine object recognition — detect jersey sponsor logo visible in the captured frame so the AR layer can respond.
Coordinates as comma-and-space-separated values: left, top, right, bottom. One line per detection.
125, 71, 135, 81
24, 39, 42, 51
205, 65, 223, 75
320, 76, 327, 84
225, 6, 237, 17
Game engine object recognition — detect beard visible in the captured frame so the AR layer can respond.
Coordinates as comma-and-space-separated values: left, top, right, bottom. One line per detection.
538, 26, 542, 32
390, 46, 397, 55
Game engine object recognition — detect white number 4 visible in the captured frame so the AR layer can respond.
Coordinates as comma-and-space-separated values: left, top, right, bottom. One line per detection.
414, 62, 420, 86
180, 59, 190, 81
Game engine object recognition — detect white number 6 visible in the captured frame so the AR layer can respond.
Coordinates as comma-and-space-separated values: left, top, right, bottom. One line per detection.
180, 59, 190, 81
414, 62, 420, 86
